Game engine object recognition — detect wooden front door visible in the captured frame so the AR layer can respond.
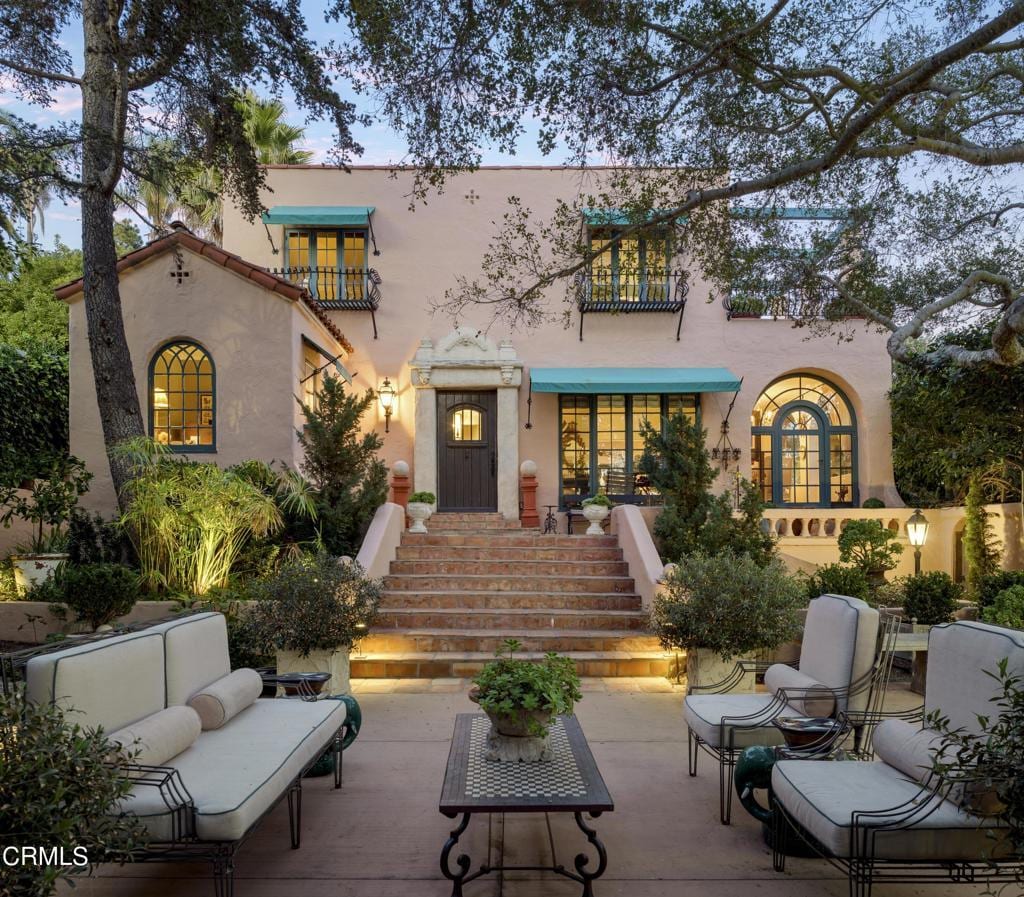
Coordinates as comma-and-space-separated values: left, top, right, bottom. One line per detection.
437, 390, 498, 511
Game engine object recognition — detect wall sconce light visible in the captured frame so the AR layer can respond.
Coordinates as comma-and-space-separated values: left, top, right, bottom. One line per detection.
906, 508, 930, 575
378, 378, 396, 433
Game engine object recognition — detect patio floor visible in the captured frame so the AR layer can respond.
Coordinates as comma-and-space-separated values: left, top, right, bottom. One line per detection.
65, 678, 987, 897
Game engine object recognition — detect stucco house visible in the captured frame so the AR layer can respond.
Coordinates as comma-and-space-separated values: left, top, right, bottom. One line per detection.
62, 166, 901, 521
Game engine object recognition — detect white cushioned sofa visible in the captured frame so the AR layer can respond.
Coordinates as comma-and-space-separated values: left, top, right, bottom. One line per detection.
770, 620, 1024, 897
24, 612, 347, 896
684, 593, 881, 824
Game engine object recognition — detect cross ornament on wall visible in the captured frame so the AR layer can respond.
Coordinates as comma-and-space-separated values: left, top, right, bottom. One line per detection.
169, 258, 191, 285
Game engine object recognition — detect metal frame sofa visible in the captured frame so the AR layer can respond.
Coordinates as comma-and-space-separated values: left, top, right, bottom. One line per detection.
683, 593, 884, 823
770, 620, 1024, 897
23, 612, 347, 896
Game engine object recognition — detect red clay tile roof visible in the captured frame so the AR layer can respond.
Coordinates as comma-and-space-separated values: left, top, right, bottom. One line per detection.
54, 228, 354, 355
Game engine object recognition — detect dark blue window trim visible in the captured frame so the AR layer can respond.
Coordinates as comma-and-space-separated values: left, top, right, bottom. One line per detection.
751, 374, 858, 508
148, 339, 217, 454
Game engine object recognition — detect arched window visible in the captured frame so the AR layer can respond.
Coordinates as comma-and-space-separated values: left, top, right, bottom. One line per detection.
150, 341, 215, 451
449, 405, 484, 442
750, 374, 856, 507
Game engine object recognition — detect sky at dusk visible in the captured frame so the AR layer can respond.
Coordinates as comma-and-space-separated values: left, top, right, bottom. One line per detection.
0, 2, 562, 251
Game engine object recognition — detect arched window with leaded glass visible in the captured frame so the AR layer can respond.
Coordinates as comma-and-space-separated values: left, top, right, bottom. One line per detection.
750, 374, 857, 507
149, 341, 216, 451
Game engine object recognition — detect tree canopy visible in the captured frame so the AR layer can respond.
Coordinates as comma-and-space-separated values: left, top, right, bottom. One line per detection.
337, 0, 1024, 368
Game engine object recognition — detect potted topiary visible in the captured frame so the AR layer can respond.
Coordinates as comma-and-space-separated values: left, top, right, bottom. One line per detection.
1, 456, 92, 593
247, 551, 381, 695
837, 518, 904, 587
581, 493, 613, 535
407, 491, 436, 534
469, 638, 582, 762
651, 549, 804, 689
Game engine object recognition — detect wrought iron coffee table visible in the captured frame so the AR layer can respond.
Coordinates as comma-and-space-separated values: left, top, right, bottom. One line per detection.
439, 713, 614, 896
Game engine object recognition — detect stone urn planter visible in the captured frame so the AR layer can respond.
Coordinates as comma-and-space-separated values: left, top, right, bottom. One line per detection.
686, 648, 756, 692
469, 686, 554, 762
10, 553, 68, 594
407, 492, 436, 534
276, 647, 351, 696
581, 502, 610, 535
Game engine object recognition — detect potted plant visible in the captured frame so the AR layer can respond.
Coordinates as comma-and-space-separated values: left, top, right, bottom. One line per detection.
0, 456, 92, 593
651, 550, 803, 689
728, 294, 766, 318
247, 551, 381, 695
902, 571, 962, 694
580, 493, 613, 535
469, 638, 582, 762
407, 491, 436, 534
837, 518, 904, 587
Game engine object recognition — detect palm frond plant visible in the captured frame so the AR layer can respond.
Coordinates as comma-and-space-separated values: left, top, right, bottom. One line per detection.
116, 439, 282, 595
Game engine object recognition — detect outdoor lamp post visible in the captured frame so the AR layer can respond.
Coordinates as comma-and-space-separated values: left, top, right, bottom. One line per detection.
378, 378, 396, 433
906, 508, 930, 575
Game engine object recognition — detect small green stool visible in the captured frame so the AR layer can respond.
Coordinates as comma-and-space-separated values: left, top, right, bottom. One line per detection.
305, 694, 362, 778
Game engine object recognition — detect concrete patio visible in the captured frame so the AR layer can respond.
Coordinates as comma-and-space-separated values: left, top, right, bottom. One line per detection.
66, 678, 986, 897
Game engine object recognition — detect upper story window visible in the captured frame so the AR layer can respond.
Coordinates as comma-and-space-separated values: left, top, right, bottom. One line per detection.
301, 341, 322, 411
150, 341, 215, 451
588, 227, 671, 303
284, 229, 367, 301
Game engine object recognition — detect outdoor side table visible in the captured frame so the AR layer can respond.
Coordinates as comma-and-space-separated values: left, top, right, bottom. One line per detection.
439, 713, 614, 897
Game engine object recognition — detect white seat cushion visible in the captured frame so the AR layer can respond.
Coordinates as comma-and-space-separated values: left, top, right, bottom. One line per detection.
145, 613, 231, 706
684, 693, 800, 748
799, 594, 879, 714
772, 759, 1008, 860
122, 697, 346, 842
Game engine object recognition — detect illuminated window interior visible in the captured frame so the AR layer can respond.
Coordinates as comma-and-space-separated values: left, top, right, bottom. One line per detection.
151, 342, 214, 449
450, 406, 483, 442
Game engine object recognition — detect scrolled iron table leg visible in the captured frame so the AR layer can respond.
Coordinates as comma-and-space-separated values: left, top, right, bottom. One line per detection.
572, 811, 608, 897
440, 812, 473, 897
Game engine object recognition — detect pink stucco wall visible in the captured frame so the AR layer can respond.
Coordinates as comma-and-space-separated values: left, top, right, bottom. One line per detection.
222, 166, 898, 512
67, 246, 347, 513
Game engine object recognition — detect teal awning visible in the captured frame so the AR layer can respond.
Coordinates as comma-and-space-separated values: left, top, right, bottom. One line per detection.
261, 205, 375, 226
583, 208, 685, 226
530, 367, 741, 394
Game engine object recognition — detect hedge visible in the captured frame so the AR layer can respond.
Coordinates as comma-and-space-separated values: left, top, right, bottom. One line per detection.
0, 344, 68, 484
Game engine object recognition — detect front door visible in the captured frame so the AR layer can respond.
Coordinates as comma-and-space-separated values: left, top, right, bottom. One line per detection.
437, 390, 498, 511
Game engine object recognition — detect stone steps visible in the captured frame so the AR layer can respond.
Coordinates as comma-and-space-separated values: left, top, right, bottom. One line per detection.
382, 573, 636, 594
387, 558, 630, 576
377, 606, 648, 631
401, 533, 617, 548
350, 650, 673, 679
380, 589, 642, 611
367, 516, 667, 678
395, 545, 624, 561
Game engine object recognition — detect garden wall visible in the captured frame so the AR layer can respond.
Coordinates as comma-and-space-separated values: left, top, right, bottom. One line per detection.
0, 600, 179, 644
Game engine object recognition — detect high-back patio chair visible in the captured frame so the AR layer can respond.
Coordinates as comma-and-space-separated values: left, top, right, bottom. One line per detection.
683, 593, 881, 824
770, 620, 1024, 897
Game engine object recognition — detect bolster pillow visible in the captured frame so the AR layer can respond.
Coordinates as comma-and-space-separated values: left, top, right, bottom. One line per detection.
188, 668, 263, 730
108, 705, 202, 766
763, 664, 836, 718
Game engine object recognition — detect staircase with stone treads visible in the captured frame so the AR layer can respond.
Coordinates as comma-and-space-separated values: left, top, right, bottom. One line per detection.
351, 512, 671, 678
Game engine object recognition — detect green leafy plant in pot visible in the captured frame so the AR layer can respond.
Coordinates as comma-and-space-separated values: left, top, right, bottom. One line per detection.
837, 518, 903, 587
651, 550, 803, 689
0, 456, 92, 593
581, 494, 614, 534
247, 551, 381, 695
407, 491, 436, 534
470, 639, 582, 762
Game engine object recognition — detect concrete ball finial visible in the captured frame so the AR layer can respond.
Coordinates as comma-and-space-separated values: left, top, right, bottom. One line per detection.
520, 459, 538, 477
392, 460, 410, 477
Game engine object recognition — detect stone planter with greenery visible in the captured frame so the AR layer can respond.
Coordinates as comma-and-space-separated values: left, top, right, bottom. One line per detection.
247, 552, 381, 695
0, 456, 92, 593
837, 518, 904, 587
652, 550, 804, 690
407, 491, 436, 534
469, 638, 582, 762
581, 494, 613, 534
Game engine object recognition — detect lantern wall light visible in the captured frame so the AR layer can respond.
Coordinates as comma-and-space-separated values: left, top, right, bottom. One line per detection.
378, 378, 396, 433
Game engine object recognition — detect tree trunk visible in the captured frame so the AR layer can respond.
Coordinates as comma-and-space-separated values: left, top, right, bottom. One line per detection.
81, 0, 144, 509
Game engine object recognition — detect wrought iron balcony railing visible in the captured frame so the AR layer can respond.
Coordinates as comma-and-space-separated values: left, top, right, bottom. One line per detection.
573, 268, 689, 340
272, 266, 382, 310
724, 285, 860, 321
272, 265, 382, 338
